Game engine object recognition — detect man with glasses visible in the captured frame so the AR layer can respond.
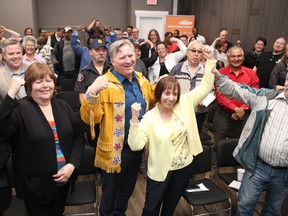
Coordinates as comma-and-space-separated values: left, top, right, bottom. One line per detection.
130, 27, 144, 45
170, 40, 209, 132
213, 46, 259, 152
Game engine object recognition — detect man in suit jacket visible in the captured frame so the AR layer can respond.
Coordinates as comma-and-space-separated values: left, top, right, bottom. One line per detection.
130, 27, 145, 45
0, 38, 28, 103
49, 27, 64, 48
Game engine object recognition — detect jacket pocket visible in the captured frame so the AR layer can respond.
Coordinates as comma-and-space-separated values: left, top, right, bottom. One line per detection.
97, 139, 112, 152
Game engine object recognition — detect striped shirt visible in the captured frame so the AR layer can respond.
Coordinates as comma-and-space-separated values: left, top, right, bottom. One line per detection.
49, 121, 67, 186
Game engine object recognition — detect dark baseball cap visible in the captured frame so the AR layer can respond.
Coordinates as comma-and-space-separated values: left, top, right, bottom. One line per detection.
90, 39, 107, 49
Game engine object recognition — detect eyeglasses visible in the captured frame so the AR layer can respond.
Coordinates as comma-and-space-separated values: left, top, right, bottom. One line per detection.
187, 49, 203, 54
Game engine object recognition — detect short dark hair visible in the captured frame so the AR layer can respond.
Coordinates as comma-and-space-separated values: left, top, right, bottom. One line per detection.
164, 32, 172, 37
134, 43, 141, 50
255, 36, 267, 47
156, 42, 167, 50
154, 76, 180, 104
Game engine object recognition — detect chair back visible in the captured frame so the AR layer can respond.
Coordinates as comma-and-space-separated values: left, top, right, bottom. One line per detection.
55, 91, 81, 112
60, 79, 77, 91
191, 145, 211, 175
78, 145, 96, 175
217, 138, 239, 167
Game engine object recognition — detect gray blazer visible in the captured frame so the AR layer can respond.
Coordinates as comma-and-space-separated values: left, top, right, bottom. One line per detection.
0, 64, 28, 103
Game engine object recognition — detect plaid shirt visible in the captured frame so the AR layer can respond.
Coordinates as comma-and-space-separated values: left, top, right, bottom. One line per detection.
259, 92, 288, 167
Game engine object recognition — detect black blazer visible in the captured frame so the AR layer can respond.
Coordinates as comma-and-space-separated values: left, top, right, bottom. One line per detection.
0, 95, 85, 203
50, 33, 62, 48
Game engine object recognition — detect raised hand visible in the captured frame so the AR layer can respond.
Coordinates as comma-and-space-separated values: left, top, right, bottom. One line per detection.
211, 68, 222, 80
170, 37, 180, 43
89, 75, 109, 95
203, 45, 214, 60
8, 77, 25, 98
131, 102, 141, 124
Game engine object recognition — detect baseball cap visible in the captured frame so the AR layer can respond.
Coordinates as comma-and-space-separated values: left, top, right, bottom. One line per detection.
90, 39, 107, 50
64, 27, 73, 33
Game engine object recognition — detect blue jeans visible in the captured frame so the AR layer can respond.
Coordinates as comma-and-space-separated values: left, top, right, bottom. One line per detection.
237, 159, 288, 216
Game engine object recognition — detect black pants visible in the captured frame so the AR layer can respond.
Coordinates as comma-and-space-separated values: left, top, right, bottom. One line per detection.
24, 183, 70, 216
142, 162, 194, 216
213, 107, 249, 145
99, 145, 142, 216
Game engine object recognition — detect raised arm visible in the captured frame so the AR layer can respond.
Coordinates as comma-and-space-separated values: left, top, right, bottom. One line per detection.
0, 26, 20, 38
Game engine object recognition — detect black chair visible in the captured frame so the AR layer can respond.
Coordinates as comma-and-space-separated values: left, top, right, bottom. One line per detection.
217, 138, 240, 185
182, 146, 232, 216
64, 145, 99, 216
4, 157, 27, 216
60, 79, 77, 92
55, 91, 81, 112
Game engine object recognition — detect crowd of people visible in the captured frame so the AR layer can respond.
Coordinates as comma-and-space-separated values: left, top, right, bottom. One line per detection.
0, 19, 288, 216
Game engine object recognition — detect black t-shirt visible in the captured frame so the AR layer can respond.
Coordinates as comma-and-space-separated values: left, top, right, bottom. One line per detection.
159, 62, 169, 77
256, 51, 282, 88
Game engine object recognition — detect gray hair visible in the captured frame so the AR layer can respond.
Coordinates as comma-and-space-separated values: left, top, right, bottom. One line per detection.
108, 39, 134, 60
22, 35, 37, 48
227, 46, 244, 56
187, 40, 204, 49
2, 38, 22, 54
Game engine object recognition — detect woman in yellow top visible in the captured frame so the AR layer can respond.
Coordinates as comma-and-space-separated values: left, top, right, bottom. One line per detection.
128, 46, 216, 216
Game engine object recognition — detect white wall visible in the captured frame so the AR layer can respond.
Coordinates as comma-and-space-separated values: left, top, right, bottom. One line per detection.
0, 0, 173, 37
0, 0, 37, 37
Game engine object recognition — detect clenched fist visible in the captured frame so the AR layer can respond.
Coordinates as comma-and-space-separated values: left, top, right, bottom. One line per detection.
131, 102, 141, 124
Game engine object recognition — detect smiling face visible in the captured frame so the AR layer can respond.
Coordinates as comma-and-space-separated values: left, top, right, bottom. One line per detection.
156, 43, 168, 58
24, 40, 35, 55
64, 30, 72, 41
273, 37, 286, 53
255, 40, 265, 53
227, 47, 244, 69
2, 44, 23, 71
31, 75, 55, 102
219, 30, 228, 42
110, 43, 136, 79
186, 41, 203, 65
90, 46, 107, 64
148, 30, 159, 44
155, 76, 180, 109
159, 88, 178, 110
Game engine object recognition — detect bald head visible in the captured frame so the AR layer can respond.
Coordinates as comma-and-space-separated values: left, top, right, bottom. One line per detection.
219, 30, 228, 42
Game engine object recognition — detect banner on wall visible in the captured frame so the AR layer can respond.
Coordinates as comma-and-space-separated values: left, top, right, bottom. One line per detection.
165, 15, 195, 38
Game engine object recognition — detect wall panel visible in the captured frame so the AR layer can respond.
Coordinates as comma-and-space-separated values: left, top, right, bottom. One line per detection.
178, 0, 288, 50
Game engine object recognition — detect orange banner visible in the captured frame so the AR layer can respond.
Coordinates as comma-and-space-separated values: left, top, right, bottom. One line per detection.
165, 15, 195, 38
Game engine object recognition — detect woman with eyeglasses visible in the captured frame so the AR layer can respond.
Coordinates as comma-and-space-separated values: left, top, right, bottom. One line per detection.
148, 37, 187, 84
212, 40, 229, 66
